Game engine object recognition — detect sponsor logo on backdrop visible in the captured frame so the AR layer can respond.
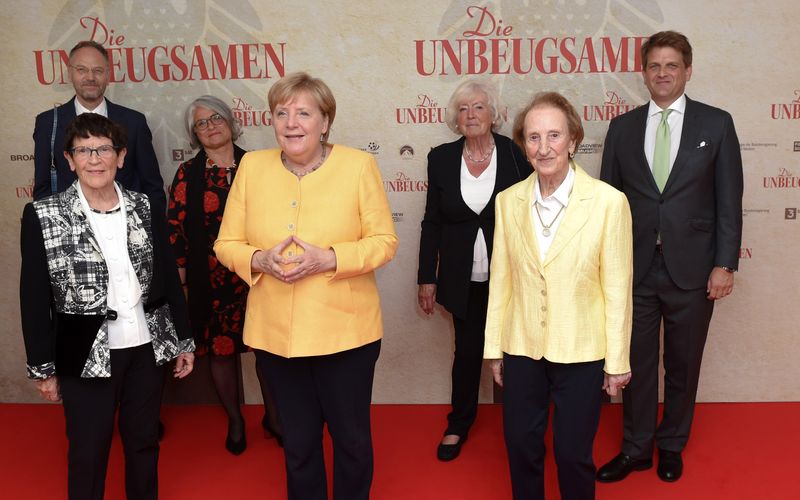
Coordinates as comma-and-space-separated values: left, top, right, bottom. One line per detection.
400, 145, 415, 159
740, 142, 777, 152
384, 172, 428, 192
396, 94, 446, 125
415, 5, 647, 76
577, 143, 602, 156
392, 212, 405, 223
794, 141, 800, 152
786, 208, 797, 220
171, 148, 194, 162
742, 208, 770, 217
10, 154, 35, 162
34, 16, 286, 85
769, 90, 800, 120
16, 179, 33, 199
232, 98, 271, 127
361, 142, 381, 155
583, 91, 639, 121
763, 167, 800, 188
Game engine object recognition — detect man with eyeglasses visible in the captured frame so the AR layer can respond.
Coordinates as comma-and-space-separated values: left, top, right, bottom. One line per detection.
32, 40, 165, 206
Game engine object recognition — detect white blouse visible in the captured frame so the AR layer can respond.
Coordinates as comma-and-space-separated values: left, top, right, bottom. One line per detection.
460, 149, 498, 282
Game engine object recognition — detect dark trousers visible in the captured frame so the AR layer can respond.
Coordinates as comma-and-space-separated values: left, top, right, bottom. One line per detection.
447, 281, 489, 437
59, 343, 165, 500
502, 354, 604, 500
622, 252, 715, 458
256, 340, 381, 500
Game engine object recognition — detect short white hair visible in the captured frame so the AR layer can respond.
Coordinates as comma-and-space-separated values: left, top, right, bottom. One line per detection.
445, 79, 505, 135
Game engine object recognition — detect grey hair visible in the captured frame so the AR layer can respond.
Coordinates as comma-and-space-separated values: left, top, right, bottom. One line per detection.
184, 95, 243, 149
445, 79, 505, 135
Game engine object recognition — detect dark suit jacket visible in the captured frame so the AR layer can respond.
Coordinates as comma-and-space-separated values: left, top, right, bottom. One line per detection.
418, 133, 531, 319
600, 96, 743, 289
32, 97, 165, 206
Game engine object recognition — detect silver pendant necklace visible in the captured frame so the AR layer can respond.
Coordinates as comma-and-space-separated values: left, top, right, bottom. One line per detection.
534, 201, 564, 237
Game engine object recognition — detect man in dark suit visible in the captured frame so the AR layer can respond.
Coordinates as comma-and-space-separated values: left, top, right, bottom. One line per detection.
596, 31, 743, 483
33, 40, 165, 206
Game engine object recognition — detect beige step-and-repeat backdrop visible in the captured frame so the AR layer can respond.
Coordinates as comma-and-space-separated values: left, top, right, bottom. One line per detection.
1, 1, 798, 404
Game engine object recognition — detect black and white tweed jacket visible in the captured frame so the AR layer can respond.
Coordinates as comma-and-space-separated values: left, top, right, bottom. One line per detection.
20, 182, 194, 379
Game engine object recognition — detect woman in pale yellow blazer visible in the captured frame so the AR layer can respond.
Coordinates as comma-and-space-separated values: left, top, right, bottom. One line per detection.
214, 72, 398, 500
484, 92, 632, 500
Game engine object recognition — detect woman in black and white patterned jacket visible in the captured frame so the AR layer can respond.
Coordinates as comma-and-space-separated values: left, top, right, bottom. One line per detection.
19, 113, 195, 500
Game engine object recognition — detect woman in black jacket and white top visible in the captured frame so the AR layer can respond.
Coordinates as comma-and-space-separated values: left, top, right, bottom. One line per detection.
20, 113, 194, 500
417, 79, 531, 461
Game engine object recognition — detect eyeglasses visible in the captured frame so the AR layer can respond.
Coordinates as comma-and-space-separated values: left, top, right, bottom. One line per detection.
69, 145, 119, 160
70, 65, 107, 77
194, 113, 225, 130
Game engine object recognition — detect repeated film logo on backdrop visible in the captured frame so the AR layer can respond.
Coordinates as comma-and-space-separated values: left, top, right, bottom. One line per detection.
414, 5, 648, 76
762, 167, 800, 189
582, 90, 639, 122
769, 90, 800, 120
384, 172, 428, 193
34, 16, 286, 85
396, 94, 446, 125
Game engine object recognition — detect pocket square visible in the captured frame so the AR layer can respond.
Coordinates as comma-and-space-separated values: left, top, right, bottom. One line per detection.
697, 140, 709, 148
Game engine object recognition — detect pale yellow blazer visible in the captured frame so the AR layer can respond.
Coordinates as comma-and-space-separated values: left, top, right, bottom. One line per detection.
484, 164, 633, 374
214, 145, 398, 358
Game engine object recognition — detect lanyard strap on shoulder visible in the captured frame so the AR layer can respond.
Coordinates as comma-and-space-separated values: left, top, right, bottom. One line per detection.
50, 105, 58, 194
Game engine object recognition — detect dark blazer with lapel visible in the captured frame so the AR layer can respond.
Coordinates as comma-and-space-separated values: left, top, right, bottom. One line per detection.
32, 96, 166, 207
418, 132, 531, 319
600, 96, 743, 289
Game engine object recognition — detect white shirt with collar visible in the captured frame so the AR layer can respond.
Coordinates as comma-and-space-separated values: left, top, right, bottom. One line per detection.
644, 93, 685, 174
531, 164, 575, 261
74, 97, 108, 118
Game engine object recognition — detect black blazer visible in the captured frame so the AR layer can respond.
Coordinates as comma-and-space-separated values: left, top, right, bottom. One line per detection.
600, 96, 743, 289
418, 133, 531, 319
32, 96, 165, 207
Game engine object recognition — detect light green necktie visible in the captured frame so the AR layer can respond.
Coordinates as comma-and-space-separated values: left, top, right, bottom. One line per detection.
652, 109, 673, 192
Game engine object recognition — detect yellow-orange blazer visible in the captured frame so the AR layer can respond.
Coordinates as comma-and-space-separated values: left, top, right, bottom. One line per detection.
214, 145, 398, 358
484, 164, 633, 374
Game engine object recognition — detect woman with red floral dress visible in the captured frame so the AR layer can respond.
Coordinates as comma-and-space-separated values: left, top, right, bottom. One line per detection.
167, 95, 281, 454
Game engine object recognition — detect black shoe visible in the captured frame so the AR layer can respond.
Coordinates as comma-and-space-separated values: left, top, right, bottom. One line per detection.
157, 420, 165, 441
657, 449, 683, 482
437, 434, 467, 462
261, 414, 284, 448
596, 453, 653, 482
225, 418, 247, 455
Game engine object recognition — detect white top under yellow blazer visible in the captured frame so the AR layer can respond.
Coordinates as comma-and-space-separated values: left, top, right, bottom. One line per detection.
214, 145, 398, 358
484, 163, 633, 374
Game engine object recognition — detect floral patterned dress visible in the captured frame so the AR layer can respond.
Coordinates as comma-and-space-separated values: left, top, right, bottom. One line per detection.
167, 155, 248, 356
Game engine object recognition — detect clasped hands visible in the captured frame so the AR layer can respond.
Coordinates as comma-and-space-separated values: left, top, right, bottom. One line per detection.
252, 235, 336, 283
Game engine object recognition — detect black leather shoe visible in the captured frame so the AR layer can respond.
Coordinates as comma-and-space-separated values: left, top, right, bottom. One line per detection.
657, 449, 683, 482
596, 453, 653, 482
437, 434, 467, 461
225, 418, 247, 455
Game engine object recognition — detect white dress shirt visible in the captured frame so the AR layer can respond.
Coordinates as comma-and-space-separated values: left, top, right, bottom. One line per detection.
460, 149, 497, 282
77, 183, 151, 349
644, 93, 686, 173
74, 97, 108, 117
531, 165, 575, 261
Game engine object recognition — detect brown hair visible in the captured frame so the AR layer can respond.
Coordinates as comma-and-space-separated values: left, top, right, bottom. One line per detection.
512, 91, 584, 154
641, 31, 693, 68
267, 72, 336, 144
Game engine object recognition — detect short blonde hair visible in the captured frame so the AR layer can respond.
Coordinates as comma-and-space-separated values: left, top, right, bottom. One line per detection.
445, 79, 505, 135
512, 91, 584, 155
267, 72, 337, 144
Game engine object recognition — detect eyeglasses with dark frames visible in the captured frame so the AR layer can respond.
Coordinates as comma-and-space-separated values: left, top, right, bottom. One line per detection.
194, 113, 226, 130
69, 145, 119, 160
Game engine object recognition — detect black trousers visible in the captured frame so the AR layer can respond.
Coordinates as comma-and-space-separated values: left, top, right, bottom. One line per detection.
502, 354, 604, 500
447, 281, 489, 437
256, 340, 381, 500
622, 252, 715, 458
59, 343, 165, 500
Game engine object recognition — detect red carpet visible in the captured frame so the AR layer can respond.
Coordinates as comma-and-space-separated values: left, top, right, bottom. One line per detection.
2, 403, 798, 499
